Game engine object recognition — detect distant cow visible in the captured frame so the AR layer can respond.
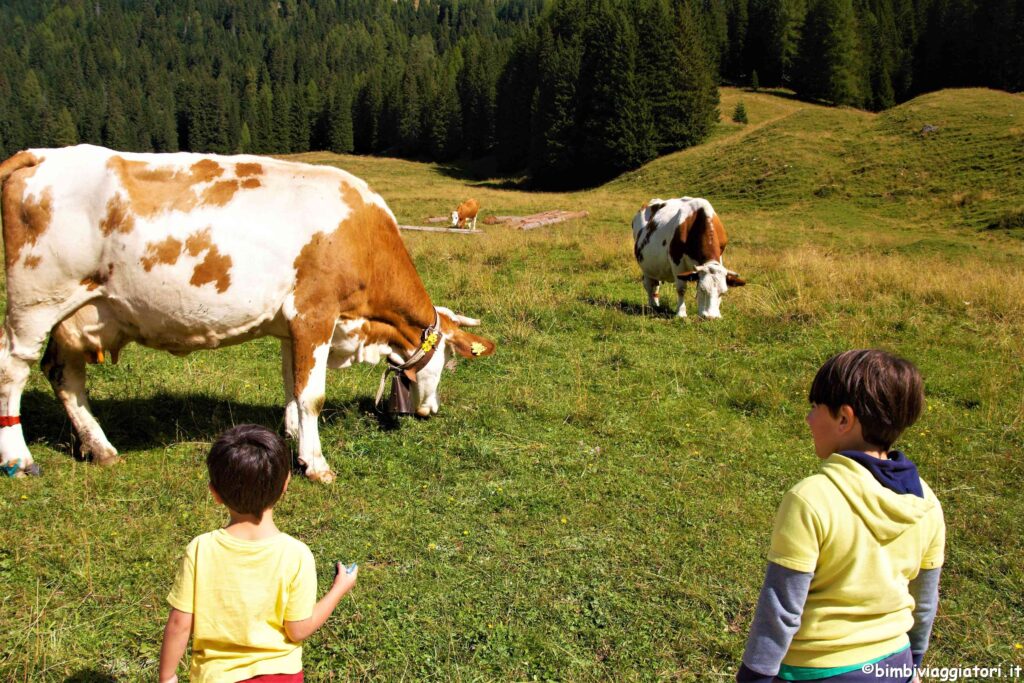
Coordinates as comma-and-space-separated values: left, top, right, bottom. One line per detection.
0, 145, 496, 481
631, 197, 745, 319
451, 198, 479, 230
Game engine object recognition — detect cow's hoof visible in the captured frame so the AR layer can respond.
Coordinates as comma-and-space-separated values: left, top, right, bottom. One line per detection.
1, 460, 38, 478
307, 469, 336, 484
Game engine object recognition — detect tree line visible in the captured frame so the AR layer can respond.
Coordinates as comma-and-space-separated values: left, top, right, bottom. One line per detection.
0, 0, 1019, 189
717, 0, 1023, 110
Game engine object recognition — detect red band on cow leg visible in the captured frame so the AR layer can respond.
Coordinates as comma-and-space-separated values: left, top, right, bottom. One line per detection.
0, 416, 21, 427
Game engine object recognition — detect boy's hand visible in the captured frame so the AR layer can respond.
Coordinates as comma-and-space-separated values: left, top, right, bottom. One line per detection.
333, 561, 358, 592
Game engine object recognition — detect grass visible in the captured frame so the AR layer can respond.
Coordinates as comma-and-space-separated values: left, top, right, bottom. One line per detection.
2, 87, 1023, 681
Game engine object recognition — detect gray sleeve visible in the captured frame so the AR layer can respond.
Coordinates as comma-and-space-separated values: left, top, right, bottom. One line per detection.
908, 566, 941, 664
740, 561, 813, 677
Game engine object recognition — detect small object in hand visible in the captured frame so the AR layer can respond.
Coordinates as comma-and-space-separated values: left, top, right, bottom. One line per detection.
346, 563, 358, 575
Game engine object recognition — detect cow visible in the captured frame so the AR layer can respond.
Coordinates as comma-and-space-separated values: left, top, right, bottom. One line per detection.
451, 198, 479, 230
0, 144, 496, 482
631, 197, 745, 319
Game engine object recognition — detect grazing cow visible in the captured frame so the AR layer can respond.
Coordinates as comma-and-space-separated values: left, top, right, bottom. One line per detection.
451, 198, 479, 230
0, 145, 496, 481
631, 197, 745, 319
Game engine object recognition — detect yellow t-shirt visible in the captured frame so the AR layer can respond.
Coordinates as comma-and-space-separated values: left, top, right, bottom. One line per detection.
768, 454, 945, 668
167, 529, 317, 683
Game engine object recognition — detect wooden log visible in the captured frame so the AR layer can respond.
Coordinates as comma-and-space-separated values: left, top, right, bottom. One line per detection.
398, 225, 483, 234
483, 215, 521, 225
481, 210, 589, 230
518, 210, 590, 230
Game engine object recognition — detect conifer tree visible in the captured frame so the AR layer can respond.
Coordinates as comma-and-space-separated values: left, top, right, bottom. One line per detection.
104, 94, 132, 151
495, 32, 538, 172
426, 63, 463, 161
529, 24, 583, 188
635, 0, 683, 153
397, 67, 423, 154
745, 0, 806, 86
794, 0, 865, 106
240, 122, 252, 153
20, 70, 52, 147
52, 107, 79, 147
327, 81, 355, 155
732, 101, 749, 123
574, 1, 655, 185
254, 83, 275, 154
667, 3, 721, 149
724, 0, 750, 81
354, 76, 384, 154
458, 35, 499, 158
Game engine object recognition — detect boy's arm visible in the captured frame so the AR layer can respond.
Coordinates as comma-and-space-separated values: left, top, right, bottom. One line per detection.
908, 567, 941, 667
284, 562, 357, 643
158, 607, 193, 683
737, 562, 813, 683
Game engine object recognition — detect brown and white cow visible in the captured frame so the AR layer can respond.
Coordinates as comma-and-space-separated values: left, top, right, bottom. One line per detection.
0, 144, 495, 481
451, 198, 479, 230
631, 197, 745, 319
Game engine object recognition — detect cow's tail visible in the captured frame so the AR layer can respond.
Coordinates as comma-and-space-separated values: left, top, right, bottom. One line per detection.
0, 151, 42, 341
0, 150, 41, 187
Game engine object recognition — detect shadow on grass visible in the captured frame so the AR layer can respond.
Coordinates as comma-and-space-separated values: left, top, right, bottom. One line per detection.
579, 296, 677, 319
740, 86, 831, 107
20, 390, 402, 462
63, 671, 116, 683
431, 163, 530, 191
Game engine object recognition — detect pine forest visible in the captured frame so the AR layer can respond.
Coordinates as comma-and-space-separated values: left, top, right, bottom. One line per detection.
0, 0, 1020, 189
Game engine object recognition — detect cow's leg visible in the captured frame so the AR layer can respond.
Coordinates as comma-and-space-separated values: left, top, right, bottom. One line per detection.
0, 332, 35, 476
1, 294, 116, 474
643, 276, 661, 309
288, 324, 335, 483
41, 336, 119, 465
280, 338, 299, 441
0, 308, 75, 474
673, 276, 688, 318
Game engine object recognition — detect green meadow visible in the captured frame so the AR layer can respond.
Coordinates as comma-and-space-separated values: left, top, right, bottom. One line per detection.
1, 87, 1022, 681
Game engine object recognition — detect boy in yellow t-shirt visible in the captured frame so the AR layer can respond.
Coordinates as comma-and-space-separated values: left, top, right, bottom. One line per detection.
737, 350, 945, 683
159, 424, 358, 683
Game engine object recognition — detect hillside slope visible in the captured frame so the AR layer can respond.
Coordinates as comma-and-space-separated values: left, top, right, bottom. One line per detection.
610, 88, 1024, 235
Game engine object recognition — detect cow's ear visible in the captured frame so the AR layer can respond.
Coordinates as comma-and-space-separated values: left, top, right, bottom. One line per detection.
676, 271, 700, 282
726, 273, 746, 287
449, 328, 496, 359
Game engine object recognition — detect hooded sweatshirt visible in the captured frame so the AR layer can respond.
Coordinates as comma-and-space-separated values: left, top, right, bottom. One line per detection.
766, 454, 945, 668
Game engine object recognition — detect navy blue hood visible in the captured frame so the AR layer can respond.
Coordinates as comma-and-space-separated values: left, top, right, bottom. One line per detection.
838, 449, 924, 498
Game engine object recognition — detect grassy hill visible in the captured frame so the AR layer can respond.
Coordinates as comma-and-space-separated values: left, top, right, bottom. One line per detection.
2, 88, 1022, 680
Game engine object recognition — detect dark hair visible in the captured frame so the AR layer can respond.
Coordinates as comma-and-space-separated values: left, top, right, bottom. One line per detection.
207, 424, 291, 519
808, 349, 924, 450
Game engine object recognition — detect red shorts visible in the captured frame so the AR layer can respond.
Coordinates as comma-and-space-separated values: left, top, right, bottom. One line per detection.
238, 674, 303, 683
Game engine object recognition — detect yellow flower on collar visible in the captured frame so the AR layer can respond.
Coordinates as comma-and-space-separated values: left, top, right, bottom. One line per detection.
471, 342, 486, 356
421, 332, 439, 352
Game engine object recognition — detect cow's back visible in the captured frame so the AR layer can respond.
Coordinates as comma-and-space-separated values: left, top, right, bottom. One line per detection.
633, 197, 726, 280
633, 199, 696, 280
3, 145, 399, 350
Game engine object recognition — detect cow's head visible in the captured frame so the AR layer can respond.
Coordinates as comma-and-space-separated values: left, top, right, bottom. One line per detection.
679, 261, 746, 319
450, 210, 461, 227
392, 306, 496, 417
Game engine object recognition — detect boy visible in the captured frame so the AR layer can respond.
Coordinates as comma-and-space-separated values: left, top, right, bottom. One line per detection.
159, 424, 357, 683
737, 350, 944, 682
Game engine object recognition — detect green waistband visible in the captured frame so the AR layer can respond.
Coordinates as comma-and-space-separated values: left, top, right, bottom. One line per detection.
776, 645, 910, 681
